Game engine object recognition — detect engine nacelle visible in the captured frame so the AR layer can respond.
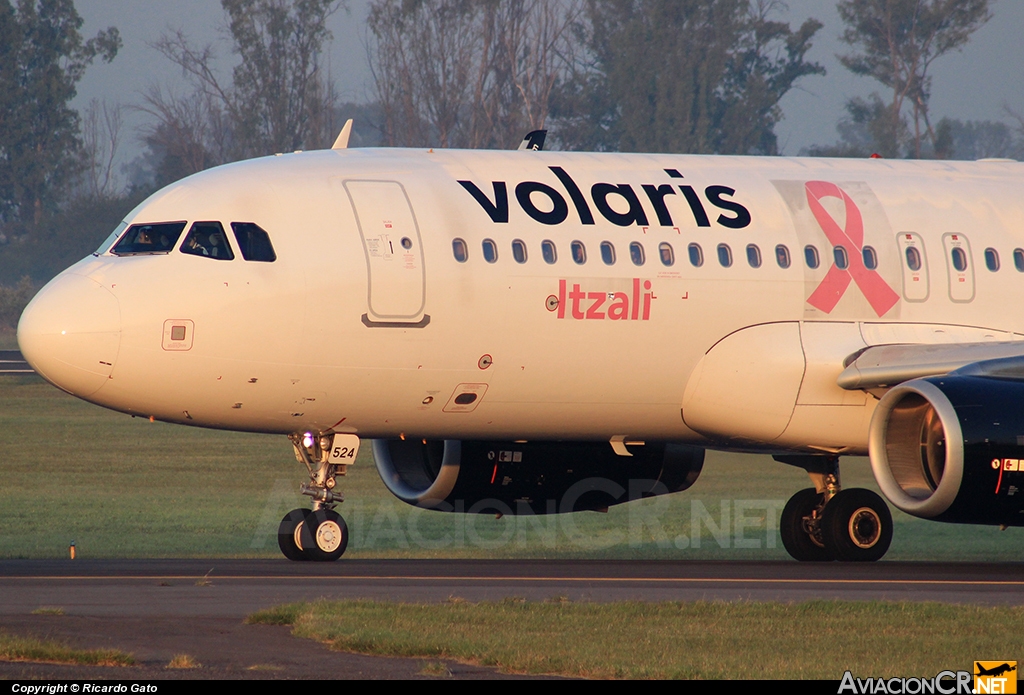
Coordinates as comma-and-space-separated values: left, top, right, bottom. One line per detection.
372, 439, 704, 514
869, 375, 1024, 525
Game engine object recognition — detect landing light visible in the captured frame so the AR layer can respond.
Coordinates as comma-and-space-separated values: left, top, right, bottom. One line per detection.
302, 432, 315, 449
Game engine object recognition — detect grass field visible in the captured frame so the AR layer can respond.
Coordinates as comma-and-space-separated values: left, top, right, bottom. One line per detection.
0, 374, 1022, 560
0, 631, 134, 666
249, 599, 1024, 679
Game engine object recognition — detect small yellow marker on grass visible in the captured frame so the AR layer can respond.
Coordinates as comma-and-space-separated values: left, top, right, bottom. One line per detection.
69, 540, 75, 559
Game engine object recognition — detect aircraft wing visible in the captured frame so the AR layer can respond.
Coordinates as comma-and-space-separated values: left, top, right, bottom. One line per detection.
838, 340, 1024, 390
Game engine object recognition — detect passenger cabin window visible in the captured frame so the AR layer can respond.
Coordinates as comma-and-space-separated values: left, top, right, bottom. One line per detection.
775, 244, 791, 268
905, 246, 922, 271
452, 238, 468, 262
512, 239, 528, 264
630, 242, 645, 266
482, 238, 498, 263
231, 223, 277, 262
571, 240, 587, 265
951, 247, 968, 272
600, 241, 616, 265
985, 247, 1000, 271
111, 222, 186, 256
833, 245, 849, 270
541, 240, 557, 264
804, 245, 820, 269
688, 243, 703, 267
659, 242, 674, 266
717, 243, 732, 268
181, 222, 233, 260
746, 244, 761, 268
1015, 248, 1024, 272
862, 246, 878, 270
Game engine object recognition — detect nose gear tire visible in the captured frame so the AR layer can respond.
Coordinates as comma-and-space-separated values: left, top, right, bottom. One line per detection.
300, 509, 349, 561
278, 508, 313, 562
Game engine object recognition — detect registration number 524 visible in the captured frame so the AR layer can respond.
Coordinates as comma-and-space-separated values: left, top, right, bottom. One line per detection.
327, 434, 360, 464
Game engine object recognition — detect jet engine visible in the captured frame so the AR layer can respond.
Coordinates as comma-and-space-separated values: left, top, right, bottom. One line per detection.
372, 439, 704, 514
869, 375, 1024, 526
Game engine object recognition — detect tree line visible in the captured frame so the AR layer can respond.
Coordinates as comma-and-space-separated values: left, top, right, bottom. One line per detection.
0, 0, 1013, 300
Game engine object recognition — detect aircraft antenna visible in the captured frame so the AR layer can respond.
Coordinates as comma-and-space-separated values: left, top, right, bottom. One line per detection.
332, 119, 354, 150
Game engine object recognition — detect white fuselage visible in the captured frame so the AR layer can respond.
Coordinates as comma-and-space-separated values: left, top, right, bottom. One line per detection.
17, 149, 1024, 454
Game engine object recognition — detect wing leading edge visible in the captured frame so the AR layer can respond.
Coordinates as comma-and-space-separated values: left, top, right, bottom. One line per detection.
838, 340, 1024, 390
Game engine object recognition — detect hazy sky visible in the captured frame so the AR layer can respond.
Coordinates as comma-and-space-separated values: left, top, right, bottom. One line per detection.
70, 0, 1024, 170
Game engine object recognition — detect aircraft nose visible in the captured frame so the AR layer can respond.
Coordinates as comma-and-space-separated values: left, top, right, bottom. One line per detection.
17, 273, 121, 398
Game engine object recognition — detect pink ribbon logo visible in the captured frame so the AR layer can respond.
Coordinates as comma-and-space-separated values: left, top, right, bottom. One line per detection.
804, 181, 900, 317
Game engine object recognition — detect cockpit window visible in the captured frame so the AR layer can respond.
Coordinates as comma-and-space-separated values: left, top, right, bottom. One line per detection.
110, 222, 186, 256
180, 221, 234, 260
230, 222, 277, 262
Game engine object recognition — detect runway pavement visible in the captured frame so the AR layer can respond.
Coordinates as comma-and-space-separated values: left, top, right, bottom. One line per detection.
4, 558, 1024, 609
1, 558, 1022, 679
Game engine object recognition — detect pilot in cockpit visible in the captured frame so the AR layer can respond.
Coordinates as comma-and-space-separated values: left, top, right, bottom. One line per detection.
183, 225, 228, 258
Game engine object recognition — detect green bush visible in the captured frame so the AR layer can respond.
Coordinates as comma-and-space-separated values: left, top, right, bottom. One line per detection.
0, 276, 34, 329
0, 190, 150, 286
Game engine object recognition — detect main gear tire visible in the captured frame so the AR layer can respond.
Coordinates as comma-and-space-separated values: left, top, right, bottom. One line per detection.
780, 488, 833, 562
820, 488, 893, 562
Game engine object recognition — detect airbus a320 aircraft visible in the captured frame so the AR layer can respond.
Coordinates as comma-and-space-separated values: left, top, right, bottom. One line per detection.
17, 127, 1024, 562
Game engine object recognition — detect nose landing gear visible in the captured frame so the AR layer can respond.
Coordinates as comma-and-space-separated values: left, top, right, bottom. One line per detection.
278, 432, 358, 561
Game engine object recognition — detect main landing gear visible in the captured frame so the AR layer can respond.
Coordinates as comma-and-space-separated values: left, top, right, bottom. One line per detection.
278, 432, 357, 562
776, 455, 893, 562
